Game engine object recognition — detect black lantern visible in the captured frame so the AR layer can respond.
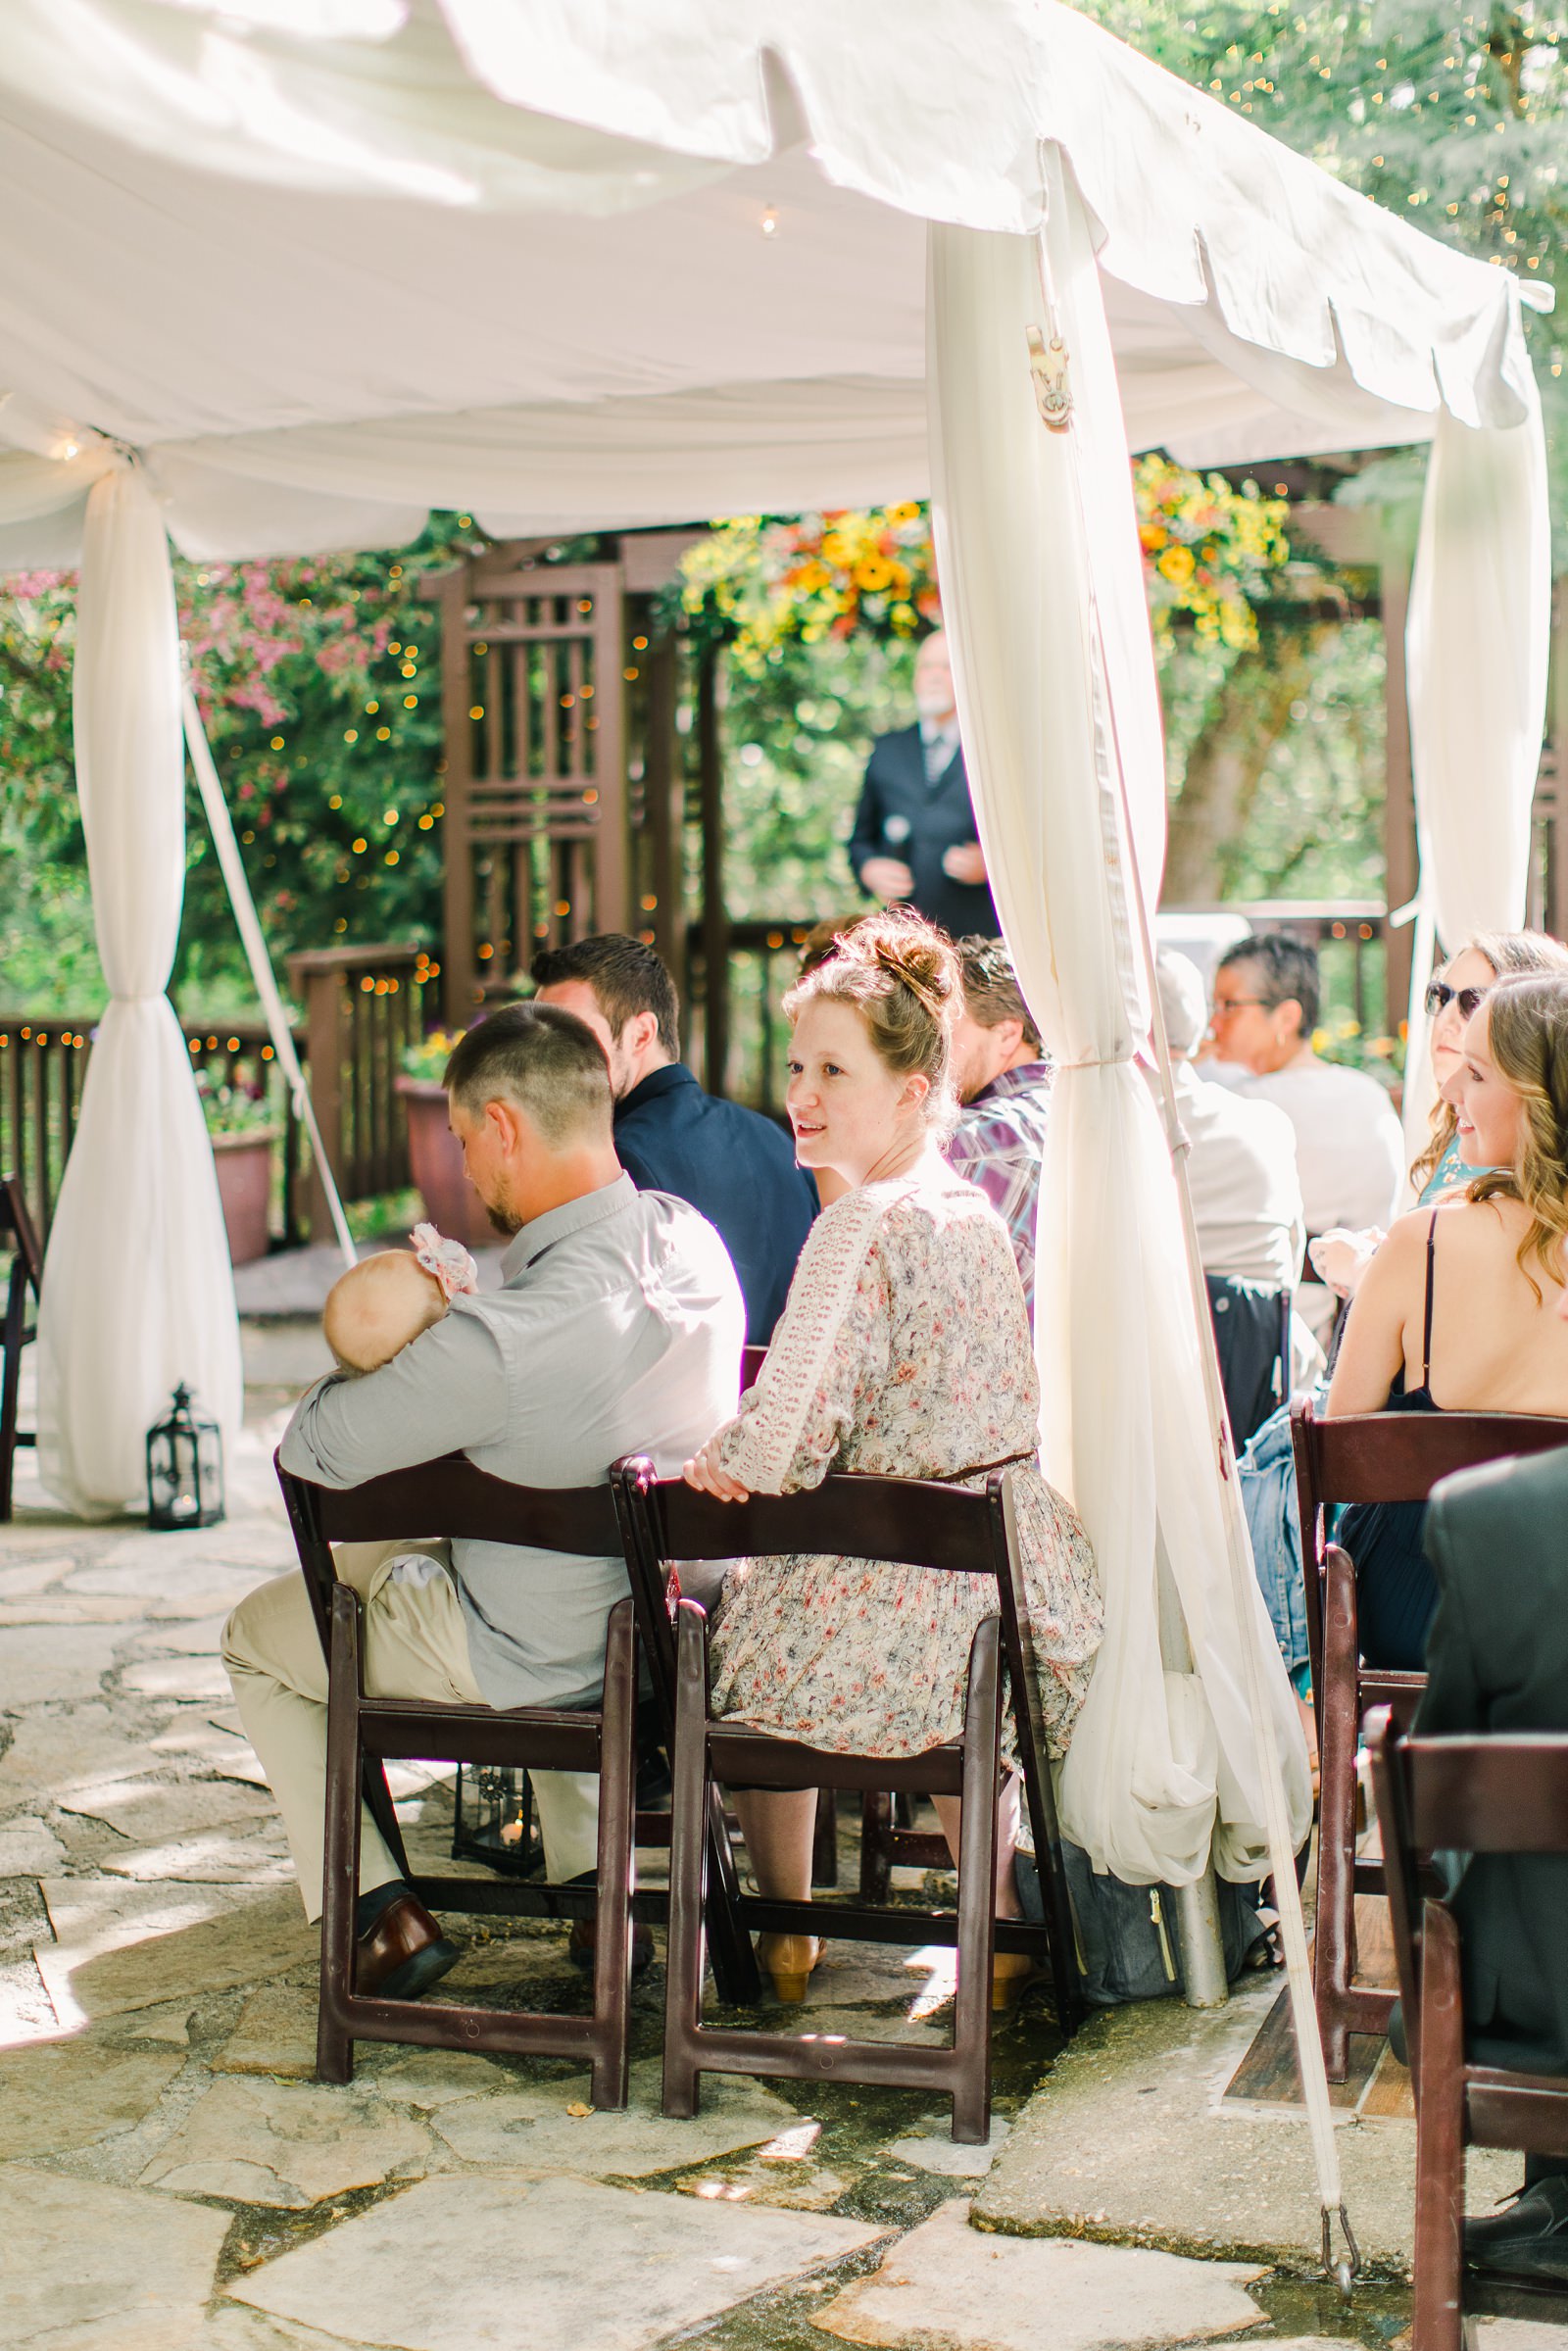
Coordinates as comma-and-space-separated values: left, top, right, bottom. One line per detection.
450, 1762, 544, 1879
145, 1384, 224, 1530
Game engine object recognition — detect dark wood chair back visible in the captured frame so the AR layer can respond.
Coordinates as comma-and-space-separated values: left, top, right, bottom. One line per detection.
1, 1173, 43, 1521
1369, 1711, 1568, 2351
1290, 1396, 1568, 2080
1291, 1396, 1568, 1738
279, 1453, 620, 1658
1293, 1394, 1568, 1526
274, 1451, 637, 2106
612, 1457, 1083, 2141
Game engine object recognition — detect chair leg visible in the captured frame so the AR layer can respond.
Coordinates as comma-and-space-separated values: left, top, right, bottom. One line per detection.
0, 1261, 24, 1525
662, 1602, 712, 2121
587, 1600, 635, 2112
1314, 1558, 1360, 2081
992, 1472, 1085, 2035
1411, 1903, 1466, 2351
811, 1788, 839, 1887
859, 1789, 894, 1902
317, 1587, 362, 2086
702, 1782, 760, 2009
951, 1619, 1001, 2145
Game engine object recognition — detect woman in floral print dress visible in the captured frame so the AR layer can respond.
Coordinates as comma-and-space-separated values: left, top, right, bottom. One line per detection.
683, 913, 1102, 2000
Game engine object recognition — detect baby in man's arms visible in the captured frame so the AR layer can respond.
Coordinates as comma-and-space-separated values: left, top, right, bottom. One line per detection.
318, 1223, 479, 1591
322, 1223, 478, 1374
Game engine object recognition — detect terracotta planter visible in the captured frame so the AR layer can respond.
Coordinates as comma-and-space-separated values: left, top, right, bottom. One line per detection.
397, 1076, 498, 1247
211, 1129, 278, 1266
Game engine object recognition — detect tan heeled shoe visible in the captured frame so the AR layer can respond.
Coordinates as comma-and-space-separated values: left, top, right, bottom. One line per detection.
759, 1933, 822, 2002
991, 1951, 1037, 2014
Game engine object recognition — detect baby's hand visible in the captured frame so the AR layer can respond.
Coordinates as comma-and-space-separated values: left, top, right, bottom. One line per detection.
412, 1222, 478, 1299
682, 1443, 751, 1502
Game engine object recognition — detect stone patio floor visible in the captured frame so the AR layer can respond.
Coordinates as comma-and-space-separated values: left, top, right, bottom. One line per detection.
4, 1372, 1568, 2351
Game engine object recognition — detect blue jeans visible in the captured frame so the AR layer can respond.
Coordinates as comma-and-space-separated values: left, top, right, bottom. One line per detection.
1238, 1397, 1313, 1694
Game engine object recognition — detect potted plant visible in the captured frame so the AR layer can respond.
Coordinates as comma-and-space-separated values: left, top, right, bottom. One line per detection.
397, 1029, 497, 1246
200, 1079, 278, 1266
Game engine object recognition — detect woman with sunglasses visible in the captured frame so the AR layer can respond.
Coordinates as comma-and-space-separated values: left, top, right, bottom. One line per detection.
1326, 971, 1568, 1669
1309, 930, 1568, 1299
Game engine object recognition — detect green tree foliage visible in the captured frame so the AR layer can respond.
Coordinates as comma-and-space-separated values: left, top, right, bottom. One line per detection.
1081, 0, 1568, 541
0, 521, 470, 1014
677, 485, 1381, 919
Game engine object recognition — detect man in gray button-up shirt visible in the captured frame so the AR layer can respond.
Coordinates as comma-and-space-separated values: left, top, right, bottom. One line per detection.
223, 1004, 744, 1990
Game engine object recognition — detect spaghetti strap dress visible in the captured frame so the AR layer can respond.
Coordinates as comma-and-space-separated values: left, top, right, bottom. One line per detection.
1337, 1210, 1445, 1672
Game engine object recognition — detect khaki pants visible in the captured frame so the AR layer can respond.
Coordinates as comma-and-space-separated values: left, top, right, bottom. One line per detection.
221, 1543, 600, 1923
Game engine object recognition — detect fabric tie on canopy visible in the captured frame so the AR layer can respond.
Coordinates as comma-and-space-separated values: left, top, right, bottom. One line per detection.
35, 464, 243, 1517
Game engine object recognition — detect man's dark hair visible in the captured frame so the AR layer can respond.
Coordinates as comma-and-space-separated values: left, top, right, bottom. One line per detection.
956, 935, 1042, 1054
443, 1004, 612, 1148
1216, 931, 1321, 1038
529, 933, 680, 1059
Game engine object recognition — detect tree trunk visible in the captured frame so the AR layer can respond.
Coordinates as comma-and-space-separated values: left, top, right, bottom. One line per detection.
1163, 634, 1317, 902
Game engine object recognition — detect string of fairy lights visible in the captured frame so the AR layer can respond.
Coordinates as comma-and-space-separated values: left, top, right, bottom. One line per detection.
207, 524, 661, 991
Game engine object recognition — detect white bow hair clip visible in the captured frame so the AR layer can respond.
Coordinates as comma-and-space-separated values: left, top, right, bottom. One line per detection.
411, 1222, 479, 1302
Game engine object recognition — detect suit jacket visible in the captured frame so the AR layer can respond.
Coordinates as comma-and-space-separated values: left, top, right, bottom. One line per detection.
1418, 1444, 1568, 2069
613, 1063, 817, 1347
849, 723, 999, 941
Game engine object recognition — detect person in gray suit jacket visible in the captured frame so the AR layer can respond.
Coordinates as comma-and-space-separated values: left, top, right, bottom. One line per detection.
1418, 1388, 1568, 2277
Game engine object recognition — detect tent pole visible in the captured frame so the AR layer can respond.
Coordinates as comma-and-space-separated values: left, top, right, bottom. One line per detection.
180, 679, 357, 1270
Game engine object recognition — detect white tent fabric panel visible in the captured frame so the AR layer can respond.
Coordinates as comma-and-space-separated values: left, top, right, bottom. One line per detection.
1396, 396, 1554, 1166
927, 201, 1311, 1885
0, 0, 1549, 565
34, 464, 243, 1516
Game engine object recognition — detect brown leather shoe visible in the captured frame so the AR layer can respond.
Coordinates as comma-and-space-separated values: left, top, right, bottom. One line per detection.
566, 1915, 655, 1977
355, 1893, 461, 2001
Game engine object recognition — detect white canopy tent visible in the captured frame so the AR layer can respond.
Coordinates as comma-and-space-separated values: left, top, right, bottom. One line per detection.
0, 0, 1551, 2238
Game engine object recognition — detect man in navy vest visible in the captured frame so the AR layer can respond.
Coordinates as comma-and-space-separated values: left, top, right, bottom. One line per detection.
848, 630, 999, 940
532, 934, 816, 1346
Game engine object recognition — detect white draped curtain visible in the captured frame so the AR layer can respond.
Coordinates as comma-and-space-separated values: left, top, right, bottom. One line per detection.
1398, 395, 1552, 1166
927, 164, 1312, 1886
36, 464, 242, 1517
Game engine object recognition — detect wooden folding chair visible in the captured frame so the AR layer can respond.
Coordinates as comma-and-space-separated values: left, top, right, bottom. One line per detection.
1370, 1711, 1568, 2351
733, 1345, 946, 1902
613, 1459, 1084, 2144
1291, 1398, 1566, 2077
0, 1174, 42, 1522
277, 1453, 642, 2104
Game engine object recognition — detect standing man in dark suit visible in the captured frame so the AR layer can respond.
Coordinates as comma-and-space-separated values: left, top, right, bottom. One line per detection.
531, 934, 816, 1347
1416, 1299, 1568, 2278
849, 630, 999, 941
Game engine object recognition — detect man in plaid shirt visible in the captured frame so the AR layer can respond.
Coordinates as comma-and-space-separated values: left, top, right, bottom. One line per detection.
945, 937, 1053, 1316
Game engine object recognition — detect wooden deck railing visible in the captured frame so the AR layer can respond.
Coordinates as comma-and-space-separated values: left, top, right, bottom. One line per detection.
3, 908, 1396, 1249
689, 903, 1391, 1121
285, 945, 428, 1237
1, 944, 432, 1252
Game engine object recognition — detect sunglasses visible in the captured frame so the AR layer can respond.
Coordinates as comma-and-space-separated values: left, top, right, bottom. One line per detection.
1424, 980, 1488, 1021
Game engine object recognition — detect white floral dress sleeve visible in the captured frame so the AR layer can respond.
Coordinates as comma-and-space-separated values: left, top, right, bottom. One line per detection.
707, 1187, 897, 1495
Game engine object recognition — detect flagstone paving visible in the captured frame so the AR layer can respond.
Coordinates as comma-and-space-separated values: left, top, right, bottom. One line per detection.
1, 1377, 1563, 2350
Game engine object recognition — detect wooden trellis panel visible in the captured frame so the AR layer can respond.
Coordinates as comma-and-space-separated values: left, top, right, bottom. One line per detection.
433, 552, 628, 1023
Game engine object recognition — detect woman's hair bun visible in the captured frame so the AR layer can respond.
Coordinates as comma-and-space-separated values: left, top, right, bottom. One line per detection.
838, 909, 958, 1023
